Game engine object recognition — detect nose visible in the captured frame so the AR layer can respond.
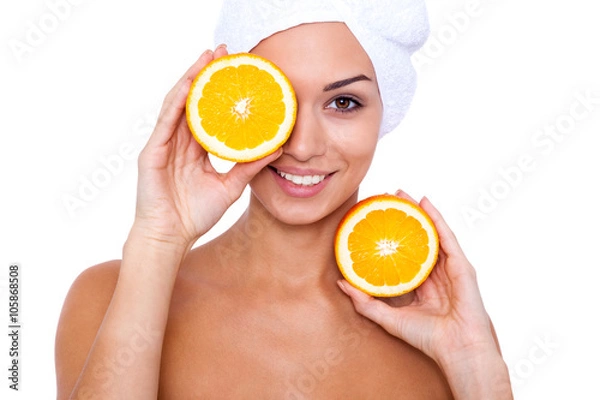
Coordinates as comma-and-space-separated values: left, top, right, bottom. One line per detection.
282, 103, 327, 162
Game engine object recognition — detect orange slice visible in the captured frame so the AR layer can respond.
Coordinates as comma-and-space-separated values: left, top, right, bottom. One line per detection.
335, 195, 439, 297
186, 53, 297, 162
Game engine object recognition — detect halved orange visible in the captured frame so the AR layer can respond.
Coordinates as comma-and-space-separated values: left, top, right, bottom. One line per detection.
335, 195, 439, 297
186, 53, 297, 162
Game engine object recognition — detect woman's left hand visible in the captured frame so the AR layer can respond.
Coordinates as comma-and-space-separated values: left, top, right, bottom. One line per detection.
337, 190, 513, 399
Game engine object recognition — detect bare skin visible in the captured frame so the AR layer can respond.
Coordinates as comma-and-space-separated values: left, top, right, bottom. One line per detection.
55, 22, 512, 399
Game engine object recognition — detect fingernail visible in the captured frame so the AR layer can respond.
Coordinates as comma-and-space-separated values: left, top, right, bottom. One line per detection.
216, 43, 227, 50
395, 189, 404, 196
267, 148, 283, 160
337, 280, 349, 295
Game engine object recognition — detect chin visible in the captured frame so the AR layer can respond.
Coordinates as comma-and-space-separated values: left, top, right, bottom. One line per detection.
249, 165, 362, 225
271, 202, 332, 226
250, 184, 359, 228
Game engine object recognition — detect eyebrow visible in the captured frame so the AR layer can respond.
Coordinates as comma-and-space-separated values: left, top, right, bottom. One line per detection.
323, 74, 372, 92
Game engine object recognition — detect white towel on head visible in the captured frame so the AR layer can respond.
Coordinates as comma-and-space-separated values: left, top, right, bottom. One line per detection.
214, 0, 430, 138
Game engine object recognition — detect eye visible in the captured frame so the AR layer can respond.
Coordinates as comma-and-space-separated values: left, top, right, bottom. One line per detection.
327, 96, 362, 113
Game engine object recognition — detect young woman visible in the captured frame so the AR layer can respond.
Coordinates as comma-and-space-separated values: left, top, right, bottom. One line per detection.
55, 2, 513, 399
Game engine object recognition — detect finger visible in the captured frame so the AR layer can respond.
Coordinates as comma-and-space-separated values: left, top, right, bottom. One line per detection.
224, 148, 283, 200
419, 196, 465, 259
339, 280, 439, 358
489, 318, 503, 356
148, 50, 215, 148
420, 197, 481, 291
178, 44, 227, 93
382, 291, 415, 308
394, 189, 418, 204
337, 280, 400, 337
214, 43, 229, 59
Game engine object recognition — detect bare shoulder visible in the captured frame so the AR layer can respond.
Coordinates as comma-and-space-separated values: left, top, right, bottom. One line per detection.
55, 260, 121, 398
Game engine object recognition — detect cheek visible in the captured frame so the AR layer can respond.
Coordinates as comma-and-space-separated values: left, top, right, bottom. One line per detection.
326, 97, 382, 153
348, 138, 377, 165
330, 118, 380, 173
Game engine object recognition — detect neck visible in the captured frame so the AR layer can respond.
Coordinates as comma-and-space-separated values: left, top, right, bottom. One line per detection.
221, 192, 358, 293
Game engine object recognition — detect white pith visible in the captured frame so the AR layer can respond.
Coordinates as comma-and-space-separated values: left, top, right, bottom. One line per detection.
233, 98, 252, 120
376, 239, 399, 256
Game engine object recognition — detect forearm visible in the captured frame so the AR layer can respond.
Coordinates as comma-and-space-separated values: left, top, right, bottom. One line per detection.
69, 232, 189, 399
439, 347, 513, 400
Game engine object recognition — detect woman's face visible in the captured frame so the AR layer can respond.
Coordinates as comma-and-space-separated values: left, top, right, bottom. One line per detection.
249, 22, 383, 225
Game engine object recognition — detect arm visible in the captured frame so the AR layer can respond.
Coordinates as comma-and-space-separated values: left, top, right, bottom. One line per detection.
338, 191, 513, 400
55, 44, 282, 399
55, 240, 188, 400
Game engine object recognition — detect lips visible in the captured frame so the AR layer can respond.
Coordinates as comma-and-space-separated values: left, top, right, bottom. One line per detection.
268, 166, 334, 197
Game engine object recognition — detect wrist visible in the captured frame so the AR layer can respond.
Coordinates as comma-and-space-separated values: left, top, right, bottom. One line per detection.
438, 346, 513, 400
126, 220, 195, 254
122, 227, 193, 276
120, 228, 191, 289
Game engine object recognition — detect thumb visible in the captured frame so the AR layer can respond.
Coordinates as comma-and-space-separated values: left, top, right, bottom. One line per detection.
337, 280, 400, 337
224, 148, 283, 199
338, 280, 428, 353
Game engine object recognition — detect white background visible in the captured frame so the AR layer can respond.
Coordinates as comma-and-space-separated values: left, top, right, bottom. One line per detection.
1, 0, 599, 398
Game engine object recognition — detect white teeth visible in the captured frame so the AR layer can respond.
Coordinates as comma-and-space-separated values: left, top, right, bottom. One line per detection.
277, 170, 326, 186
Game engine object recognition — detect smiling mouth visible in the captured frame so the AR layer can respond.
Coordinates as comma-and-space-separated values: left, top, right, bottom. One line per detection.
268, 166, 328, 187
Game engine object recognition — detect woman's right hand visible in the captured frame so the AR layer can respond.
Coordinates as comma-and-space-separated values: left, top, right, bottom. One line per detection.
132, 45, 282, 250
